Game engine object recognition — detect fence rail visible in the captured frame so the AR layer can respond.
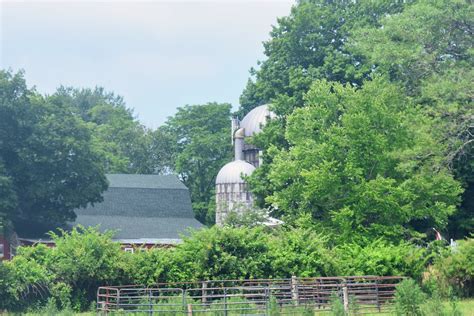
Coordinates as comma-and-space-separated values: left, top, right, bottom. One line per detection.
97, 276, 404, 315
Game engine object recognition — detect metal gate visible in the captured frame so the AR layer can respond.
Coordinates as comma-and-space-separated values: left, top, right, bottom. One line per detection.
97, 276, 403, 314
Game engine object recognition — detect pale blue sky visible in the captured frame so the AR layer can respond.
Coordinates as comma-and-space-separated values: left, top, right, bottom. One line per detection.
0, 0, 293, 128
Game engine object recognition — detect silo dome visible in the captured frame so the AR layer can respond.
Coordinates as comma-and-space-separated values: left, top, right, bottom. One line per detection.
216, 160, 255, 184
239, 104, 275, 137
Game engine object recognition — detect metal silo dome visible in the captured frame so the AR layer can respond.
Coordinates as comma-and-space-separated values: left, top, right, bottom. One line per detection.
239, 104, 275, 137
215, 160, 255, 184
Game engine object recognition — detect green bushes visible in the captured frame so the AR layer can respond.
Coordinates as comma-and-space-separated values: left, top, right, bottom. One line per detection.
171, 226, 273, 281
336, 239, 427, 280
267, 228, 338, 278
0, 247, 51, 311
0, 226, 467, 313
394, 279, 426, 316
0, 226, 126, 312
426, 237, 474, 297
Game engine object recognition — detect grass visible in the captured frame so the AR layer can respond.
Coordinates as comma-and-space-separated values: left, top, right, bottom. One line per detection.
451, 299, 474, 316
13, 299, 474, 315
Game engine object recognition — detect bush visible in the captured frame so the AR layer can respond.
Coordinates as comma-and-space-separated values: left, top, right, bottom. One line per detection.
394, 278, 426, 316
46, 226, 126, 310
1, 225, 445, 313
430, 237, 474, 297
336, 239, 427, 279
121, 247, 174, 286
171, 226, 272, 281
267, 227, 338, 278
330, 292, 346, 316
0, 226, 126, 312
1, 253, 51, 311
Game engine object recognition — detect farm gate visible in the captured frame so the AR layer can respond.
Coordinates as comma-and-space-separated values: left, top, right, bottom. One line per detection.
97, 276, 403, 315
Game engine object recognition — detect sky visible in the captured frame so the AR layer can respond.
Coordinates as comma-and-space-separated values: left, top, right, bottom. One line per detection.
0, 0, 294, 128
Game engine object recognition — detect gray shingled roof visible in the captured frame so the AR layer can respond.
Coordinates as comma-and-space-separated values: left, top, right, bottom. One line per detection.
107, 174, 187, 190
71, 174, 202, 240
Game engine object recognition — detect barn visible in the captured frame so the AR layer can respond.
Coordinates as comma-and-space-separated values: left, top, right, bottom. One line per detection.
5, 174, 202, 258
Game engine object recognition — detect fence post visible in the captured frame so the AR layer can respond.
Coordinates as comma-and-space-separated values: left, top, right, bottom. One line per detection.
376, 278, 381, 312
116, 288, 120, 312
291, 275, 299, 305
342, 281, 349, 313
265, 287, 269, 316
224, 288, 228, 316
148, 289, 153, 316
105, 288, 109, 313
182, 290, 187, 314
187, 304, 193, 316
202, 281, 208, 304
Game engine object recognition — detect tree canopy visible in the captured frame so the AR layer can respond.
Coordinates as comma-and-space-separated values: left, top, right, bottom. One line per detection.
159, 103, 233, 224
0, 71, 108, 227
50, 87, 163, 174
262, 78, 462, 243
241, 0, 473, 240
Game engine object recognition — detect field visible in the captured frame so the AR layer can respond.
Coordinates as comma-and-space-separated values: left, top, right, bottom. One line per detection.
17, 299, 474, 316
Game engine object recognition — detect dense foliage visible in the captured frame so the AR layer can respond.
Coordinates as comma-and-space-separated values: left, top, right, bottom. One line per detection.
241, 0, 473, 240
2, 227, 472, 312
0, 0, 472, 312
0, 227, 435, 312
262, 78, 462, 242
50, 87, 165, 175
427, 237, 474, 297
158, 103, 233, 223
0, 71, 108, 227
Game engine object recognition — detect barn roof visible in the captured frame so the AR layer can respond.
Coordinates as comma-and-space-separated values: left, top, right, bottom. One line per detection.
106, 174, 187, 190
72, 174, 202, 240
17, 174, 203, 243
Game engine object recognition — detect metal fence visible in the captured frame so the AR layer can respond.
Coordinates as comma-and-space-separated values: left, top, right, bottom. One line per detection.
97, 276, 404, 315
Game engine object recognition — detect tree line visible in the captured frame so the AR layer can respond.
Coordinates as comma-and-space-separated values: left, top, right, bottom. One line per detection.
0, 72, 232, 229
0, 0, 472, 240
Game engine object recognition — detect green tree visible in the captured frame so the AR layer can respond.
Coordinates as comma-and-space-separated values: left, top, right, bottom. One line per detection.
238, 0, 408, 118
263, 78, 462, 242
350, 0, 474, 238
161, 103, 233, 224
0, 162, 17, 217
238, 1, 412, 211
0, 70, 108, 228
50, 87, 165, 174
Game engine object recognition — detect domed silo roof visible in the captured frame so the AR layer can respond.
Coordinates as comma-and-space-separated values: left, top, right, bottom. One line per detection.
216, 160, 255, 184
239, 104, 275, 137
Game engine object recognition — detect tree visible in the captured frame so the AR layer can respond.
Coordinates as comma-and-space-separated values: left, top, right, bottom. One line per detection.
238, 1, 412, 212
50, 87, 165, 174
262, 78, 462, 242
238, 0, 408, 118
349, 0, 474, 238
160, 103, 233, 224
0, 70, 108, 228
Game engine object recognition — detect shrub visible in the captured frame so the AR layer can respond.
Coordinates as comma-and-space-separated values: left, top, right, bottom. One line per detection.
46, 226, 125, 310
330, 292, 346, 316
394, 278, 426, 316
431, 237, 474, 297
172, 226, 272, 281
336, 239, 427, 279
2, 254, 51, 311
122, 247, 174, 286
267, 227, 338, 278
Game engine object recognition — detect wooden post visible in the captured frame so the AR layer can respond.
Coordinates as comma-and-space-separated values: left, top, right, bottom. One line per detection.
202, 281, 208, 304
187, 304, 193, 316
291, 275, 299, 305
376, 278, 381, 312
342, 285, 349, 313
148, 289, 153, 316
224, 288, 228, 316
